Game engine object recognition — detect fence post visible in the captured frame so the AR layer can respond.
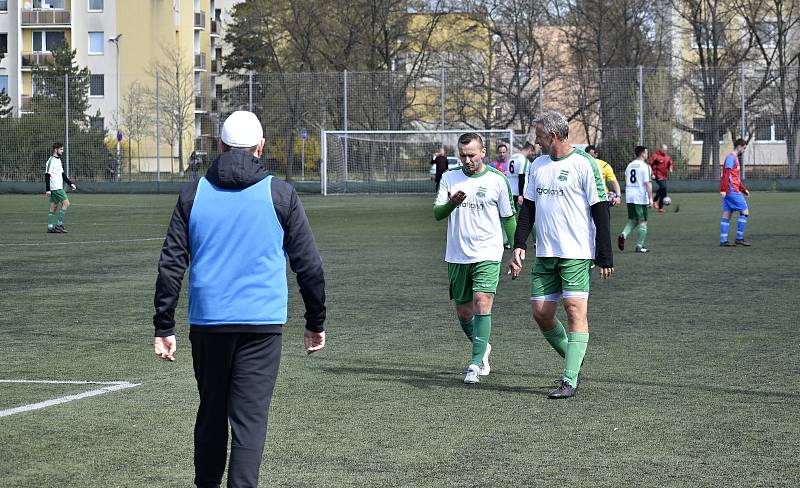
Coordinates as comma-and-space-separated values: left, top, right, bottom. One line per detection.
740, 65, 747, 179
156, 71, 161, 186
638, 65, 644, 146
248, 72, 253, 112
440, 64, 445, 130
539, 66, 544, 113
65, 74, 70, 177
343, 69, 348, 184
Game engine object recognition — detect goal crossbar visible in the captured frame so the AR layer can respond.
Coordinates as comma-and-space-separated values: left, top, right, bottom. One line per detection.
320, 129, 515, 195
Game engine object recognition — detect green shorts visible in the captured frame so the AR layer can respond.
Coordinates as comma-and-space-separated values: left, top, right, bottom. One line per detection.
448, 261, 501, 305
627, 203, 648, 221
530, 257, 592, 301
49, 189, 68, 204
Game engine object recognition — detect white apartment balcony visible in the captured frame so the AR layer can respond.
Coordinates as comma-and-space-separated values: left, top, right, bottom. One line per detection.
21, 52, 55, 70
21, 9, 71, 27
194, 52, 207, 71
210, 19, 220, 37
194, 10, 205, 30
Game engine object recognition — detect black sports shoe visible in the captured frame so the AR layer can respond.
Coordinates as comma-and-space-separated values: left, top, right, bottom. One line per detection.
47, 227, 56, 233
548, 380, 576, 399
720, 241, 734, 247
617, 234, 625, 251
735, 239, 751, 247
54, 225, 68, 233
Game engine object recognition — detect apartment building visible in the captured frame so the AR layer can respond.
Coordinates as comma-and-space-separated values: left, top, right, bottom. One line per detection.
0, 0, 237, 168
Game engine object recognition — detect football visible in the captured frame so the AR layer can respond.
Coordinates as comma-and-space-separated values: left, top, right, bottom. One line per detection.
662, 196, 672, 206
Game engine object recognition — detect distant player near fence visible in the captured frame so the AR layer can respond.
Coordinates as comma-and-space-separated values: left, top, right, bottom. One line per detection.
45, 142, 77, 234
719, 138, 751, 247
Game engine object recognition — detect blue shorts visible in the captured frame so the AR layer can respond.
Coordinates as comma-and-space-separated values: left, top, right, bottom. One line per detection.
722, 193, 748, 212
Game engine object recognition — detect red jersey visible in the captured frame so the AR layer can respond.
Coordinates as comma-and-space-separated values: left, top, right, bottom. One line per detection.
648, 150, 673, 180
720, 152, 748, 194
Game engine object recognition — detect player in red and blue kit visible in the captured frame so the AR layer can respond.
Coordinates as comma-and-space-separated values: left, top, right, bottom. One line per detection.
719, 138, 751, 247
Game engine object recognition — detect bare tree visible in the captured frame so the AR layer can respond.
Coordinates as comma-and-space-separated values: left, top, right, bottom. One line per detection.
121, 81, 154, 170
148, 46, 195, 176
735, 0, 800, 176
668, 0, 772, 178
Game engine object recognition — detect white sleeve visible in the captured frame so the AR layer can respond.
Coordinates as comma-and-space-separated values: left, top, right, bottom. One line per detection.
434, 172, 451, 206
523, 165, 537, 202
583, 160, 604, 206
497, 175, 515, 218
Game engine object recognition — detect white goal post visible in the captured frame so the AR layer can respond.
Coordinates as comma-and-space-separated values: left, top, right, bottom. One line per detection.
320, 129, 515, 195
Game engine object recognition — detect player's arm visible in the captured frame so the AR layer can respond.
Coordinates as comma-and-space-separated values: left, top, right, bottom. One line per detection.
646, 181, 653, 207
44, 172, 51, 193
433, 191, 466, 220
273, 180, 326, 339
62, 173, 76, 190
508, 198, 535, 279
590, 200, 613, 276
153, 188, 194, 339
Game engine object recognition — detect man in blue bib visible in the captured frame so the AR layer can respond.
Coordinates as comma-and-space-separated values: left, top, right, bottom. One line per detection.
153, 111, 327, 488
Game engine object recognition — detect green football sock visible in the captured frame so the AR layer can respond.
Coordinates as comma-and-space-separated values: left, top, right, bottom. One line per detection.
48, 211, 54, 228
470, 314, 491, 366
621, 221, 636, 238
459, 317, 474, 342
636, 223, 648, 248
57, 210, 65, 226
541, 321, 568, 358
563, 332, 589, 388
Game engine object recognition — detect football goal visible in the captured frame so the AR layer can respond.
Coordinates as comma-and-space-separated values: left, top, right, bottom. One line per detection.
320, 129, 515, 194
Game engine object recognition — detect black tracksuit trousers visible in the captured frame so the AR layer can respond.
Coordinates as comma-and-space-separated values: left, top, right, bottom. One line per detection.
190, 331, 282, 488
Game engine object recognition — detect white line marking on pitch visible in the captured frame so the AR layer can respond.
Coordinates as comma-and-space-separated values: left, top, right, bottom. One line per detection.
0, 237, 163, 247
0, 380, 140, 418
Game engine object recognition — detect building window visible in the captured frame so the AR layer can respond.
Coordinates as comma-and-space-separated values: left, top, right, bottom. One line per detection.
33, 31, 67, 52
754, 21, 778, 48
692, 118, 725, 143
89, 116, 104, 132
89, 0, 103, 11
691, 22, 726, 49
0, 0, 8, 12
90, 74, 104, 96
754, 116, 785, 142
0, 75, 8, 94
88, 31, 104, 54
0, 33, 7, 56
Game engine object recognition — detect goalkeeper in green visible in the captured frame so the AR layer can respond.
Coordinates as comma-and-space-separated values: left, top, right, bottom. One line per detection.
434, 132, 516, 384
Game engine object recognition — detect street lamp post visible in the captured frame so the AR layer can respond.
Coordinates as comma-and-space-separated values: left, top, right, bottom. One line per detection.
108, 34, 122, 175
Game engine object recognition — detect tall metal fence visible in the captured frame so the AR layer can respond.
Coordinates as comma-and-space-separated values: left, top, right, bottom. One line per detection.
2, 66, 798, 192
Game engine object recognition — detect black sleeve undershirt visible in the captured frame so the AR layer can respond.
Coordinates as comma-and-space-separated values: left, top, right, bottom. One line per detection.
591, 201, 613, 268
513, 198, 536, 250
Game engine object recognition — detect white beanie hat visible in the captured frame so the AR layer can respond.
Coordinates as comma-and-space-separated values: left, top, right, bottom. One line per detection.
221, 111, 264, 148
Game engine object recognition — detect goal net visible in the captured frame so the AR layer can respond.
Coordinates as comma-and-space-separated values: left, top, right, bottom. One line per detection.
320, 130, 515, 194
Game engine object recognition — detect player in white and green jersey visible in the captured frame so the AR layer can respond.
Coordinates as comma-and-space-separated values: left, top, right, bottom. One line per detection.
618, 146, 654, 253
507, 112, 613, 399
434, 132, 516, 385
44, 142, 77, 233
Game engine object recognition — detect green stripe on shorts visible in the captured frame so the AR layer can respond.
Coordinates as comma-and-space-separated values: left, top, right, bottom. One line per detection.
448, 261, 501, 304
531, 257, 592, 297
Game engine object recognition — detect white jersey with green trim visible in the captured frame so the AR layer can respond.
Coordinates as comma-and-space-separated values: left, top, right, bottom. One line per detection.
507, 154, 529, 196
435, 166, 515, 264
624, 159, 651, 204
524, 148, 606, 259
46, 156, 64, 190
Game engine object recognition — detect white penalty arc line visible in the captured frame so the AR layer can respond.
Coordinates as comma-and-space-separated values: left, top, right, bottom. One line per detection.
0, 380, 140, 418
0, 237, 164, 247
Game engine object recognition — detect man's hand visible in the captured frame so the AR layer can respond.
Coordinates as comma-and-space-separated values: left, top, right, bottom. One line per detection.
70, 184, 77, 191
720, 191, 727, 198
448, 190, 467, 206
597, 266, 614, 279
744, 189, 750, 197
612, 196, 621, 207
507, 248, 526, 280
304, 329, 326, 354
154, 335, 176, 362
45, 191, 51, 196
